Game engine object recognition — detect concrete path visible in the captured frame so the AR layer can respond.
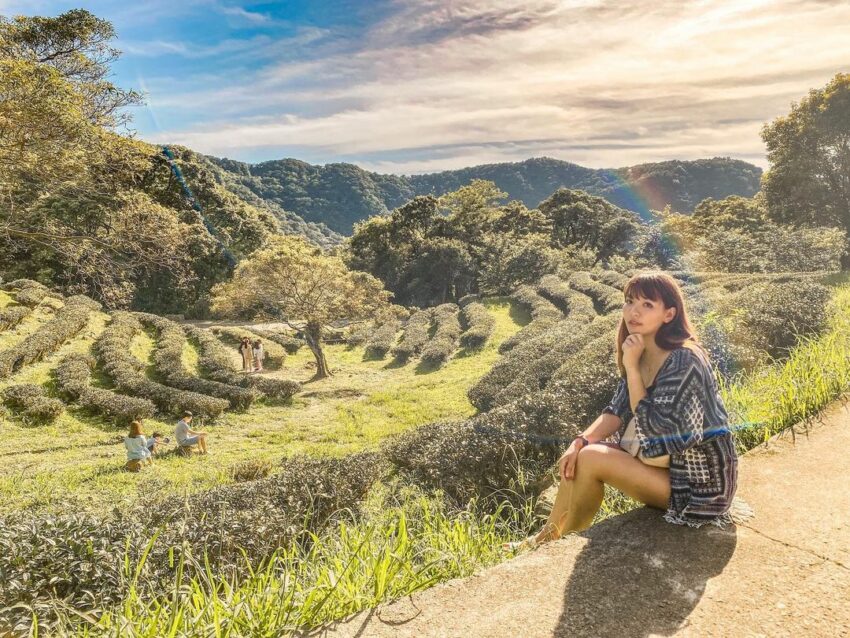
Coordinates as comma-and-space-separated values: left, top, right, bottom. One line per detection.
315, 398, 850, 638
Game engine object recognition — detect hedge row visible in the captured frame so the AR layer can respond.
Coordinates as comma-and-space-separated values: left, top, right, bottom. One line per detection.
491, 314, 619, 409
249, 328, 304, 354
364, 318, 401, 359
420, 303, 462, 367
459, 302, 495, 350
589, 269, 630, 290
0, 295, 100, 379
497, 285, 564, 354
185, 325, 301, 400
1, 278, 45, 292
135, 313, 257, 410
0, 450, 389, 633
457, 293, 480, 308
94, 312, 229, 419
1, 384, 64, 423
211, 326, 287, 369
0, 305, 31, 332
385, 326, 623, 503
392, 308, 433, 361
567, 271, 623, 314
15, 286, 50, 308
468, 310, 616, 412
55, 353, 155, 424
536, 275, 597, 320
345, 321, 372, 346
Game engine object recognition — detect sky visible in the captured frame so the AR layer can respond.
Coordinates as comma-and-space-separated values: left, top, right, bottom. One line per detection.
3, 0, 849, 174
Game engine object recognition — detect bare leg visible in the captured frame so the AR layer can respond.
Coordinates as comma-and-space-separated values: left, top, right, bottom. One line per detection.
534, 443, 671, 542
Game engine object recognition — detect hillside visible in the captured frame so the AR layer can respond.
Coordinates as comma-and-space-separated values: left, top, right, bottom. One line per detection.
1, 268, 847, 636
206, 155, 763, 234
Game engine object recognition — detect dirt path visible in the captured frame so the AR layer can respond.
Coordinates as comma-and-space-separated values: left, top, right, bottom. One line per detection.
318, 398, 850, 638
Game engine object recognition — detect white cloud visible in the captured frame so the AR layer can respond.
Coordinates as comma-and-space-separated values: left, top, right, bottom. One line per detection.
146, 0, 850, 172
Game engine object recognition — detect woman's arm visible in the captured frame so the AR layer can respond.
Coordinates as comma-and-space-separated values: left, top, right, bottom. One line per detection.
579, 412, 625, 444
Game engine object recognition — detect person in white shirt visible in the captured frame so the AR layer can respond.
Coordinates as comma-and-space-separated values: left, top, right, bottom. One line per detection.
124, 419, 152, 471
175, 410, 208, 454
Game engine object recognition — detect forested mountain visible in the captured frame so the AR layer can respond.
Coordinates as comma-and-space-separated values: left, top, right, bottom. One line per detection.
207, 155, 762, 234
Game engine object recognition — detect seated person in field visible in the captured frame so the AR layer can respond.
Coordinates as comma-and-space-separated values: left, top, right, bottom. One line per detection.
124, 419, 153, 471
175, 410, 208, 454
145, 431, 170, 455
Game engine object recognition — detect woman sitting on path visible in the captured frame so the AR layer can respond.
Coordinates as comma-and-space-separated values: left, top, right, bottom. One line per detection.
124, 419, 152, 472
504, 271, 753, 551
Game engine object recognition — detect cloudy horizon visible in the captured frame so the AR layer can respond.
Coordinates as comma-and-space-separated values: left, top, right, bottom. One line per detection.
3, 0, 849, 173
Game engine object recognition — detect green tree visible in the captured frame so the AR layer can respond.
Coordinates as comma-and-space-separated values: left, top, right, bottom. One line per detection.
211, 236, 393, 379
761, 73, 850, 265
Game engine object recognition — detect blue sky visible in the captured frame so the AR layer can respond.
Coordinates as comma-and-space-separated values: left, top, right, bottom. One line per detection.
3, 0, 849, 173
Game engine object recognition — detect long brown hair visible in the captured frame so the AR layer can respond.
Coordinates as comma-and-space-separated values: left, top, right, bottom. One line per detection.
614, 271, 708, 377
129, 420, 144, 438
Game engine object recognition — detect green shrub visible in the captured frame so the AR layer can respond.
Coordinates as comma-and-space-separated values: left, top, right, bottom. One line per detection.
249, 328, 305, 354
392, 308, 433, 361
136, 313, 257, 409
536, 274, 597, 320
94, 313, 229, 419
497, 285, 563, 353
229, 458, 274, 482
345, 321, 372, 346
493, 315, 618, 408
589, 269, 630, 290
725, 280, 832, 358
567, 271, 623, 314
185, 325, 301, 400
0, 305, 31, 331
55, 353, 155, 424
211, 326, 287, 369
1, 383, 64, 423
1, 278, 45, 292
0, 295, 100, 378
420, 303, 461, 367
386, 331, 621, 502
364, 318, 400, 359
14, 286, 50, 308
459, 301, 495, 350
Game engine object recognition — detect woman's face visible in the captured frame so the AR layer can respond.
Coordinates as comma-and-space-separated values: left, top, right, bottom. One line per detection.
623, 292, 675, 337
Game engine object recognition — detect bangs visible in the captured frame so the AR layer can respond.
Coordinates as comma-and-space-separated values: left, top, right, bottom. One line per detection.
624, 278, 664, 303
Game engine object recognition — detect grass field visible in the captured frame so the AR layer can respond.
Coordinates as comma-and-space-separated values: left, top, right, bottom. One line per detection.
0, 297, 525, 514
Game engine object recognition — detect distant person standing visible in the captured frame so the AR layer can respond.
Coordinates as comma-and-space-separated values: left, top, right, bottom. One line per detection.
239, 337, 253, 373
124, 419, 152, 471
175, 410, 208, 455
252, 339, 264, 372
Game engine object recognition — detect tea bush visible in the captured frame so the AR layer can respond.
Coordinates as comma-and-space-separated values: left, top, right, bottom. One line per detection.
0, 295, 100, 378
420, 303, 461, 367
56, 353, 156, 424
459, 301, 495, 350
392, 308, 433, 361
364, 318, 401, 359
185, 325, 301, 400
94, 313, 229, 419
136, 313, 257, 409
497, 285, 563, 353
0, 305, 31, 332
1, 383, 64, 423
